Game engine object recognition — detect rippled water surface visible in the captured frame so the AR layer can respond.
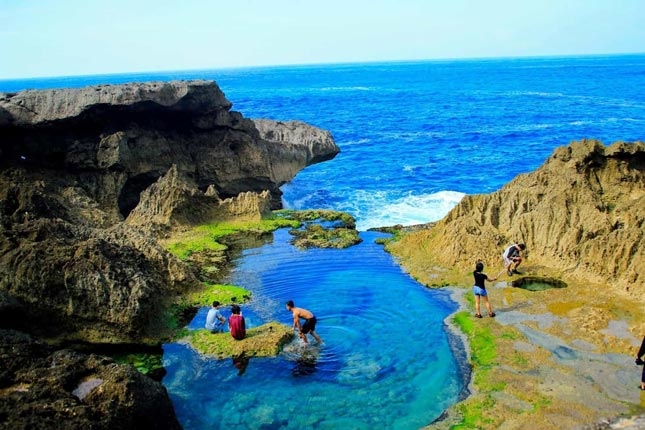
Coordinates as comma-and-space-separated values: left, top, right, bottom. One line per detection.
163, 230, 462, 429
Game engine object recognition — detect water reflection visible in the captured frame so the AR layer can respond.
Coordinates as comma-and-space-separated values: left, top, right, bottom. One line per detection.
163, 229, 464, 429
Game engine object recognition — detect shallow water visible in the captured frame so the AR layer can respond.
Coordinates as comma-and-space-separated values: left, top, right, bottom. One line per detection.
163, 230, 463, 429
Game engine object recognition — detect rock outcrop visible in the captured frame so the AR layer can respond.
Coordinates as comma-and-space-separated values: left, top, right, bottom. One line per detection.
0, 80, 339, 218
388, 139, 644, 293
0, 329, 181, 430
0, 80, 340, 428
0, 80, 339, 344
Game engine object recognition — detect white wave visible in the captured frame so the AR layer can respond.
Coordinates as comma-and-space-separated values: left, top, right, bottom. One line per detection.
318, 86, 372, 91
356, 190, 465, 231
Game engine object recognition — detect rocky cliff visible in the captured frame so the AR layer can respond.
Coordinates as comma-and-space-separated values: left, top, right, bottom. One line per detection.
0, 80, 339, 429
0, 80, 339, 217
388, 139, 644, 293
0, 80, 340, 344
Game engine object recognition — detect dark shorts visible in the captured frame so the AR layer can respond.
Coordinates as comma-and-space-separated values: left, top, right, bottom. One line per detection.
302, 316, 317, 334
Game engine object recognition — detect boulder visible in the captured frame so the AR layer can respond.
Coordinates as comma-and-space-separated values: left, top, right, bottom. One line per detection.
0, 80, 339, 217
0, 329, 181, 430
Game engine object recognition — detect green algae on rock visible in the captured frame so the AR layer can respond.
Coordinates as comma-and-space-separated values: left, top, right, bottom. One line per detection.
186, 323, 294, 359
275, 209, 362, 249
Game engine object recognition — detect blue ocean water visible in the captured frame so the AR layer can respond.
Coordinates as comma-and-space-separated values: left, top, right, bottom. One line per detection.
3, 55, 645, 230
4, 55, 645, 429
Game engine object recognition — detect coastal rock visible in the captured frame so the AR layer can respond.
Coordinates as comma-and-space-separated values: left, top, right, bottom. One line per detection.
388, 139, 645, 292
0, 80, 339, 343
0, 80, 339, 216
0, 329, 181, 430
125, 164, 273, 236
0, 80, 340, 428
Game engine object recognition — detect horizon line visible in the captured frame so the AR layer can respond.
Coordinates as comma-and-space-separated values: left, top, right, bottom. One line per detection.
2, 51, 644, 83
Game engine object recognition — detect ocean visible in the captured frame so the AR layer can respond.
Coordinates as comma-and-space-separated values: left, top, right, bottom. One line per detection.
3, 54, 645, 230
3, 54, 645, 429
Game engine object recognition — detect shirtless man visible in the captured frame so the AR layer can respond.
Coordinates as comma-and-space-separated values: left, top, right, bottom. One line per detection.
286, 300, 323, 345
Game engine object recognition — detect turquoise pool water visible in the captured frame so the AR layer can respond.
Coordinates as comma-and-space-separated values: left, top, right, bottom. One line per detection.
162, 230, 465, 429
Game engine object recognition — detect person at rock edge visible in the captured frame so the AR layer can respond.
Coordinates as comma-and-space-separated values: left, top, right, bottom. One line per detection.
473, 261, 497, 318
636, 335, 645, 390
286, 300, 323, 345
503, 243, 526, 276
205, 301, 226, 333
229, 304, 246, 340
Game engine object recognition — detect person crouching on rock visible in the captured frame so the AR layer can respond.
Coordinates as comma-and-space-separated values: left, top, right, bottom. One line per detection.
503, 243, 526, 276
473, 261, 497, 318
229, 304, 246, 340
205, 301, 226, 333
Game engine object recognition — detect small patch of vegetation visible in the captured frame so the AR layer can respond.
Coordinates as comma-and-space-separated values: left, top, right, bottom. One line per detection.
275, 209, 356, 229
451, 310, 500, 428
274, 209, 361, 249
289, 224, 362, 249
164, 217, 300, 260
186, 322, 294, 358
113, 352, 164, 378
186, 283, 251, 306
454, 311, 496, 368
453, 395, 498, 429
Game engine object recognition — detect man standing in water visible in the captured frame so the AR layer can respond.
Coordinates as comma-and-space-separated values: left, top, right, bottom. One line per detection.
286, 300, 323, 345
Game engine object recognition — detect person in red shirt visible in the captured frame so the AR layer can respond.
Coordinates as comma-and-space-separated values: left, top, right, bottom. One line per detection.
229, 304, 246, 340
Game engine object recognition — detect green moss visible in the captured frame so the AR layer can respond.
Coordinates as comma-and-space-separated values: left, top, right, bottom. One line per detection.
275, 209, 356, 229
186, 283, 251, 306
289, 224, 362, 249
186, 322, 294, 358
164, 217, 300, 260
451, 310, 501, 428
453, 395, 498, 429
113, 352, 164, 376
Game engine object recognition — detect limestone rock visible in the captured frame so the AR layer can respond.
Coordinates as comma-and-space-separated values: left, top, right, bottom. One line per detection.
0, 329, 181, 430
0, 80, 340, 216
125, 164, 272, 236
0, 80, 339, 343
388, 139, 644, 293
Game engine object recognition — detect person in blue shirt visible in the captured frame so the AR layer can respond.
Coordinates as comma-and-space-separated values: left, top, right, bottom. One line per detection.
205, 301, 226, 333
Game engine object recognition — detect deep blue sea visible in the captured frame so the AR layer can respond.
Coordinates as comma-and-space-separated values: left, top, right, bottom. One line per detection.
3, 55, 645, 429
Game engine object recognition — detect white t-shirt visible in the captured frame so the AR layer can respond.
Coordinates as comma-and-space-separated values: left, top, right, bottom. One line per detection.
205, 307, 224, 331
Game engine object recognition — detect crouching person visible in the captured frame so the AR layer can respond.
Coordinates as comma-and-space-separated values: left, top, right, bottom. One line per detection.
229, 304, 246, 340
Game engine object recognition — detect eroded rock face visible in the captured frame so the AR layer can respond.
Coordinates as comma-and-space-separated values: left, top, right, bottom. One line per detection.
389, 139, 645, 293
0, 80, 340, 429
0, 80, 339, 343
0, 80, 339, 217
0, 329, 181, 430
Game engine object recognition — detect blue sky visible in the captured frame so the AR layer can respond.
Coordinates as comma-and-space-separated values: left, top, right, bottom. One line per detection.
1, 0, 644, 79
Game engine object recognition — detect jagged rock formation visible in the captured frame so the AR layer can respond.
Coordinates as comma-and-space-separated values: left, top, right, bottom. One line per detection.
0, 80, 339, 428
388, 139, 644, 293
125, 164, 273, 236
0, 329, 181, 430
0, 80, 339, 217
0, 80, 339, 345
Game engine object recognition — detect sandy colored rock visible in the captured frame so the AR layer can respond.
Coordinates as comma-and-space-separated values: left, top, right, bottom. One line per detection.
386, 140, 645, 429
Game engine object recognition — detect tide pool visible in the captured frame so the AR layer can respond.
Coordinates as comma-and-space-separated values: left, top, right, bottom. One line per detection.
163, 230, 464, 429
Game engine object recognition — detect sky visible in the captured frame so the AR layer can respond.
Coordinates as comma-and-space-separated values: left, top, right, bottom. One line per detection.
1, 0, 645, 80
